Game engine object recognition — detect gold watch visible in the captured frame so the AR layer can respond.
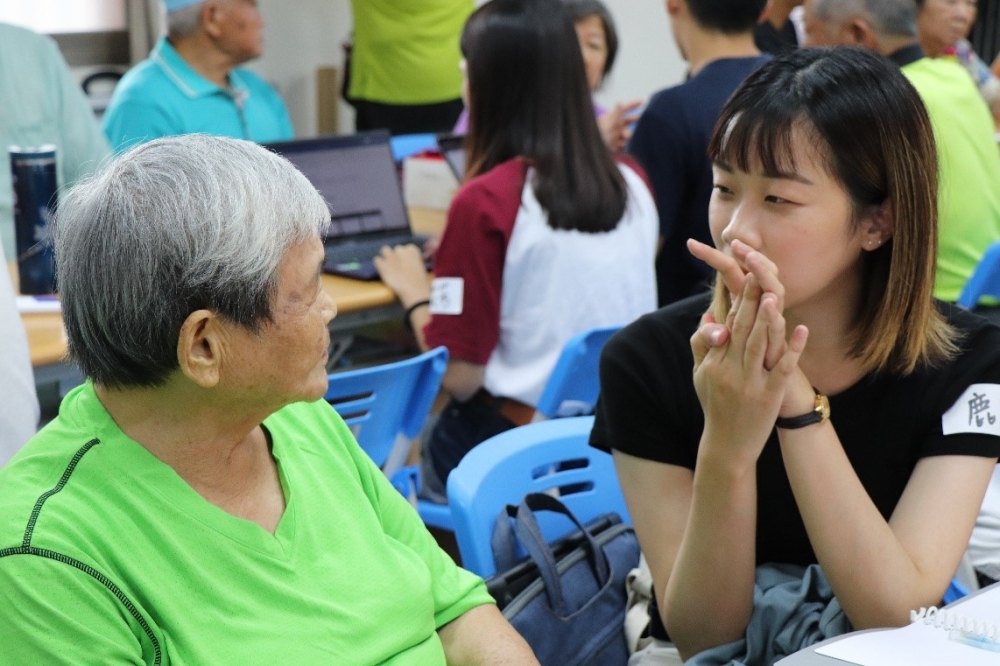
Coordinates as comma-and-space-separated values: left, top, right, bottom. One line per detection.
775, 389, 830, 430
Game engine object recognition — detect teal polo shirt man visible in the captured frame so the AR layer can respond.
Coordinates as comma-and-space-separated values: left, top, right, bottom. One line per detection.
103, 0, 293, 151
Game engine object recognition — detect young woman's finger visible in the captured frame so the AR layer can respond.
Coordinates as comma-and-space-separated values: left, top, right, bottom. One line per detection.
744, 291, 772, 371
729, 273, 762, 352
768, 325, 809, 391
735, 242, 784, 311
690, 312, 729, 366
760, 293, 787, 371
687, 238, 746, 297
726, 286, 743, 332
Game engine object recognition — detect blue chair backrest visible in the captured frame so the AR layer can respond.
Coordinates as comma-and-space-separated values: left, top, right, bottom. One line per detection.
447, 416, 630, 578
325, 347, 448, 468
534, 325, 622, 419
958, 241, 1000, 309
389, 133, 439, 162
943, 577, 970, 605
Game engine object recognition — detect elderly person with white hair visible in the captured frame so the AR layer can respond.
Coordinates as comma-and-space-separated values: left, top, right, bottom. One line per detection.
102, 0, 293, 151
0, 135, 539, 665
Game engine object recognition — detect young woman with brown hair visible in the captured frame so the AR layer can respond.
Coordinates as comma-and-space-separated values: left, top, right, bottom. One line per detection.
592, 46, 1000, 663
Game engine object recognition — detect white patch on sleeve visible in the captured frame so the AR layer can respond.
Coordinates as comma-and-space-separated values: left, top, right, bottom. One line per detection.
429, 277, 464, 315
942, 383, 1000, 436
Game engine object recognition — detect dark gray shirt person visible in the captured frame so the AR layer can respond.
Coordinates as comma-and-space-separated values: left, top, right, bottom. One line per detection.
627, 56, 769, 306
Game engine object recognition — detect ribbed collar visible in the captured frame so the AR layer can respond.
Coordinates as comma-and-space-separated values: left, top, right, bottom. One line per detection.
887, 43, 926, 69
150, 37, 250, 100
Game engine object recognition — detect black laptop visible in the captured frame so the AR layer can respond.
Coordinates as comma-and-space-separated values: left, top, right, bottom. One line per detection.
436, 133, 467, 181
265, 131, 427, 280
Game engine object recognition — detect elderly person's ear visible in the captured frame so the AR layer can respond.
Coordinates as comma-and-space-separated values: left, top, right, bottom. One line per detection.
201, 0, 227, 39
177, 310, 224, 388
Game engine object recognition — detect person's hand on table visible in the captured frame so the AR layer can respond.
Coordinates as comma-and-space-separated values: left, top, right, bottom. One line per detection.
597, 100, 642, 153
374, 244, 431, 307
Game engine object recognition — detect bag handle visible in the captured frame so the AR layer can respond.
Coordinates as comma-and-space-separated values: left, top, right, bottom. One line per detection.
491, 493, 611, 615
491, 507, 520, 574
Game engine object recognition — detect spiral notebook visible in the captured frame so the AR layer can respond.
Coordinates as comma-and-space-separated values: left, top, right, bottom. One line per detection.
815, 584, 1000, 665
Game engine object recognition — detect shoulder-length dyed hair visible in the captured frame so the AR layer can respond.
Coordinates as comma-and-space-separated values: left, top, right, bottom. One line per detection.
706, 47, 956, 375
460, 0, 627, 233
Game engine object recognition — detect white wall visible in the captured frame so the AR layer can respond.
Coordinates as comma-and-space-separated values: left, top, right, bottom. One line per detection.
247, 0, 688, 137
594, 1, 686, 113
248, 0, 355, 136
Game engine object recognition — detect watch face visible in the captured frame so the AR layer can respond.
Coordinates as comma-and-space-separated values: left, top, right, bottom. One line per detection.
816, 394, 831, 420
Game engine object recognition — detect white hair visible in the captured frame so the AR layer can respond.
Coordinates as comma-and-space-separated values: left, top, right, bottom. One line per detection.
54, 134, 330, 389
812, 0, 918, 38
166, 2, 205, 40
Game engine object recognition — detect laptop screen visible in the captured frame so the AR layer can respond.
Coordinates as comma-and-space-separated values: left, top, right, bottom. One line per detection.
437, 133, 466, 181
265, 131, 410, 240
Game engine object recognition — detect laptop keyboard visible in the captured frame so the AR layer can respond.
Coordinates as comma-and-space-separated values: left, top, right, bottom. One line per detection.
324, 234, 427, 266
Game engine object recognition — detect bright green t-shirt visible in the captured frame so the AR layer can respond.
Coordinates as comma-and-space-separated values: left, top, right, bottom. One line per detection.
348, 0, 473, 105
903, 57, 1000, 303
0, 384, 492, 665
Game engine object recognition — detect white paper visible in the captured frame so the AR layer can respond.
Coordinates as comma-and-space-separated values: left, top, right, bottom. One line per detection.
816, 588, 1000, 666
429, 277, 463, 315
16, 295, 60, 314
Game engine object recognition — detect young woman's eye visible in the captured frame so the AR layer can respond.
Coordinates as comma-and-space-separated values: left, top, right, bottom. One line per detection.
713, 184, 733, 195
765, 194, 790, 204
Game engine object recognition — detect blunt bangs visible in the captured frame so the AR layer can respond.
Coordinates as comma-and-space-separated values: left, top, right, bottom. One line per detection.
710, 108, 803, 182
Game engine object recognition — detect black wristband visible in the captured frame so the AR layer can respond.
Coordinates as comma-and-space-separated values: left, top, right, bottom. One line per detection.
403, 299, 431, 330
775, 389, 830, 430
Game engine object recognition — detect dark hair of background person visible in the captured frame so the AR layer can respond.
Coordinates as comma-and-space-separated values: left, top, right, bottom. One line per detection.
706, 46, 957, 375
563, 0, 619, 77
460, 0, 627, 233
689, 0, 768, 33
969, 0, 1000, 62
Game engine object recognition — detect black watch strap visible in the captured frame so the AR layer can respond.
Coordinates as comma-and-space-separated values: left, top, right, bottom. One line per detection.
775, 390, 830, 430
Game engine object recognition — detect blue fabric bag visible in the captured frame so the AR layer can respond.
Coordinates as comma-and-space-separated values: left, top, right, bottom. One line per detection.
486, 493, 640, 666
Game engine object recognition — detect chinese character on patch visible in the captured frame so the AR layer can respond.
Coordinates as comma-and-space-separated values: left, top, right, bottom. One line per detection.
968, 392, 997, 428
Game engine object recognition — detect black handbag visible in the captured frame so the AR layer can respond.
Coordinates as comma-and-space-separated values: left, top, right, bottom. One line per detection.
485, 493, 640, 666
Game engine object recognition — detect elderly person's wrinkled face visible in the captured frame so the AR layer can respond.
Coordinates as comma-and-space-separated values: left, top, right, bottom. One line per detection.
223, 237, 336, 405
918, 0, 977, 56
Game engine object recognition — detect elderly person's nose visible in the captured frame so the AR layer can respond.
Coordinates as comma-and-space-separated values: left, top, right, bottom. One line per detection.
321, 290, 337, 323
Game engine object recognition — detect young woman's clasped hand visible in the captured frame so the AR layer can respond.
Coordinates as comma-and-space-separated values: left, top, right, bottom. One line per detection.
686, 237, 811, 466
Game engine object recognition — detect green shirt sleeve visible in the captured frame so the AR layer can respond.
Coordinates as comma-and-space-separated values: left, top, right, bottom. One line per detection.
0, 553, 155, 665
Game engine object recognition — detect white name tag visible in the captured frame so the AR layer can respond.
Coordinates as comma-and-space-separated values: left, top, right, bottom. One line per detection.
429, 277, 464, 315
942, 383, 1000, 436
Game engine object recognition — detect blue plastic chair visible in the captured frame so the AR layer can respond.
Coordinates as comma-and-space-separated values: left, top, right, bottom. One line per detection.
447, 416, 630, 578
389, 465, 455, 530
391, 325, 622, 531
389, 133, 439, 163
957, 241, 1000, 309
534, 325, 622, 418
325, 347, 447, 470
943, 577, 970, 605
